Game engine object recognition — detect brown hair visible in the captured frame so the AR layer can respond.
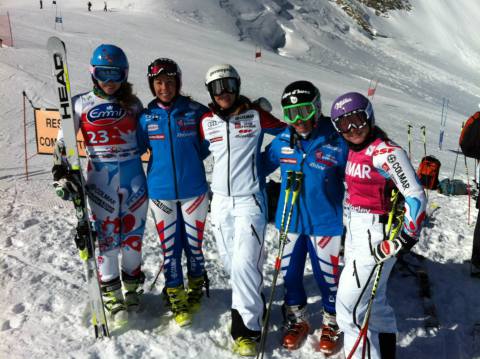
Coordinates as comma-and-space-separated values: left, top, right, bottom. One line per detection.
115, 82, 139, 110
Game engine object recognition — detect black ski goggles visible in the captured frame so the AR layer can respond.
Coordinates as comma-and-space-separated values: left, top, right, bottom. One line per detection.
148, 61, 178, 78
283, 102, 316, 124
332, 110, 368, 133
91, 66, 127, 83
208, 78, 238, 96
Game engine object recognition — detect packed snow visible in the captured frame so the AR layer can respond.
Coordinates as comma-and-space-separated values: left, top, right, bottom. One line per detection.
0, 0, 479, 358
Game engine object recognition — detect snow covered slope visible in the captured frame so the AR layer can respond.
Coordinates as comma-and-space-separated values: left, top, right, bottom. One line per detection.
0, 0, 479, 358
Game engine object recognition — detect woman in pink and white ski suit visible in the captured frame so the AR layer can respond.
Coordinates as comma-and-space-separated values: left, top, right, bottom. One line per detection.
330, 92, 427, 359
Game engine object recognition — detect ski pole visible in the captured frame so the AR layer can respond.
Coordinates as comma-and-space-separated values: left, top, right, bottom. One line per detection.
150, 261, 165, 291
465, 154, 471, 225
421, 125, 427, 159
347, 190, 404, 359
407, 124, 413, 159
452, 122, 465, 181
257, 171, 302, 359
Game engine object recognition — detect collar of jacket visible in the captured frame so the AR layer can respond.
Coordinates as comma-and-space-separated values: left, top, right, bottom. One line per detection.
209, 95, 252, 119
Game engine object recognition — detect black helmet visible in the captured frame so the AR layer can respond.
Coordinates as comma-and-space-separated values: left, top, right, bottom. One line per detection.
147, 58, 182, 97
281, 81, 321, 124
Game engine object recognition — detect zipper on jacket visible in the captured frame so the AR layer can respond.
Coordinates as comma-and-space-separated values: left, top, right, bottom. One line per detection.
226, 119, 231, 196
251, 153, 256, 182
167, 112, 179, 198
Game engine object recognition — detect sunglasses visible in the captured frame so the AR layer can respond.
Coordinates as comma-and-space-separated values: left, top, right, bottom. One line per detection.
91, 66, 127, 83
332, 110, 368, 133
208, 78, 238, 96
148, 62, 178, 78
283, 102, 316, 124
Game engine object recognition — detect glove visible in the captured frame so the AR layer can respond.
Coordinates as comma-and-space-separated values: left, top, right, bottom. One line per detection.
373, 230, 417, 264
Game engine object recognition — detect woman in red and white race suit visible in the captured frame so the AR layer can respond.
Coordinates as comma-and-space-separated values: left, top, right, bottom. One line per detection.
330, 92, 427, 359
54, 44, 147, 318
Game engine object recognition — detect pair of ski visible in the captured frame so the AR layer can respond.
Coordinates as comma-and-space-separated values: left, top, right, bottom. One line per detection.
257, 170, 303, 359
47, 37, 109, 339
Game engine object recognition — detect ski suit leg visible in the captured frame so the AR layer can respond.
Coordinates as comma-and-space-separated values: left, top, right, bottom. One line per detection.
281, 233, 308, 307
180, 193, 208, 278
336, 212, 396, 359
210, 194, 235, 275
231, 194, 267, 335
86, 161, 122, 282
307, 235, 341, 314
118, 160, 148, 278
471, 208, 480, 268
211, 193, 267, 337
150, 199, 184, 288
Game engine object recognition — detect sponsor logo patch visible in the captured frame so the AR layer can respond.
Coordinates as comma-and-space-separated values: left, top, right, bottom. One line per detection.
280, 158, 297, 164
210, 136, 223, 143
148, 124, 159, 131
149, 134, 165, 140
86, 103, 126, 125
281, 147, 294, 155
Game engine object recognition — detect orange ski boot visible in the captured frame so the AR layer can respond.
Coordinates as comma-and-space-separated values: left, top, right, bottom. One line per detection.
317, 310, 340, 356
282, 304, 310, 350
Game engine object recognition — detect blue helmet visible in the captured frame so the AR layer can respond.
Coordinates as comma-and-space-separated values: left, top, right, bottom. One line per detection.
90, 44, 129, 83
90, 44, 128, 68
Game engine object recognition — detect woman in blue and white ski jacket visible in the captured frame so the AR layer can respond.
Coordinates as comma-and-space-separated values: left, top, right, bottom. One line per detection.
137, 58, 210, 326
262, 81, 348, 354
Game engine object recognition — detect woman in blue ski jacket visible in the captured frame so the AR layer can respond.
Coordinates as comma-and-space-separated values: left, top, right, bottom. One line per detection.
262, 81, 348, 355
137, 58, 210, 327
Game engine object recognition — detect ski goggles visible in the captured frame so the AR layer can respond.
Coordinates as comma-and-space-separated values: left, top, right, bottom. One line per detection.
332, 110, 368, 133
147, 62, 178, 78
90, 66, 127, 83
207, 78, 239, 96
283, 102, 317, 124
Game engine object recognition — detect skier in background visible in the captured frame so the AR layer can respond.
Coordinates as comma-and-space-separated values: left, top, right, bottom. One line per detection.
104, 1, 107, 11
137, 58, 210, 327
40, 0, 43, 9
200, 64, 285, 356
330, 92, 427, 358
87, 1, 92, 11
52, 44, 147, 326
262, 81, 348, 355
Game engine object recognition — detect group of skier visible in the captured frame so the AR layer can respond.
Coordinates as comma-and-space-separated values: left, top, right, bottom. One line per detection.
53, 43, 427, 358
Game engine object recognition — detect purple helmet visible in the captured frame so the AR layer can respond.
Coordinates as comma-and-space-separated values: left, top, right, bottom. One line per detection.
330, 92, 374, 126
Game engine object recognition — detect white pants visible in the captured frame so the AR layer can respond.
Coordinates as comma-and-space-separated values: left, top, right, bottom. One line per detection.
337, 211, 397, 359
210, 192, 267, 332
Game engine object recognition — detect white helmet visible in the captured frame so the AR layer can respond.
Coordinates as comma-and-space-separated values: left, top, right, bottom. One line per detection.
205, 64, 240, 86
205, 64, 241, 100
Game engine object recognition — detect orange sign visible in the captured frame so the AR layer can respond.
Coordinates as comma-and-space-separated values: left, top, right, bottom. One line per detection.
34, 108, 149, 161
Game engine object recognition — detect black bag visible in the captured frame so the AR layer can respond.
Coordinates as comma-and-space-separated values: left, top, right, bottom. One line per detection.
460, 112, 480, 159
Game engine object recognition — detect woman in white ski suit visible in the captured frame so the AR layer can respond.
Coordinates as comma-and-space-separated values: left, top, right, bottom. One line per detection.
199, 64, 285, 356
330, 92, 427, 359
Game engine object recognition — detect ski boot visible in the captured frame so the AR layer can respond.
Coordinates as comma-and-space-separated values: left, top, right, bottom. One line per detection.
282, 304, 310, 350
317, 310, 340, 355
187, 274, 209, 313
122, 271, 145, 312
166, 284, 192, 327
101, 277, 128, 327
233, 337, 257, 357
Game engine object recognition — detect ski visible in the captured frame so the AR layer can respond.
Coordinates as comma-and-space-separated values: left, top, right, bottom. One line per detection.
47, 36, 109, 339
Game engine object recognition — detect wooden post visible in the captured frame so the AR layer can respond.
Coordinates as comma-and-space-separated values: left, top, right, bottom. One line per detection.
23, 92, 29, 181
7, 11, 13, 47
